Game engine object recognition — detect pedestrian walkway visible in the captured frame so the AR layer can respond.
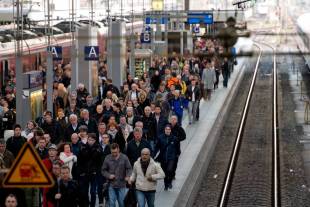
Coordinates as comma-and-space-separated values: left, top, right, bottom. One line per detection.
155, 57, 248, 207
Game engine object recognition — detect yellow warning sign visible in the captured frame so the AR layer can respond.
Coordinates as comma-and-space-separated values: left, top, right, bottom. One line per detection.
2, 142, 54, 188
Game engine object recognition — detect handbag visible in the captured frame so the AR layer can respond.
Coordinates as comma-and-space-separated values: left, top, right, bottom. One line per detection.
124, 187, 137, 207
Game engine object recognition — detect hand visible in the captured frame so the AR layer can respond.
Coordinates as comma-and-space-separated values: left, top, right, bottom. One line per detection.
55, 193, 61, 199
147, 176, 153, 181
109, 174, 116, 180
125, 176, 130, 182
127, 179, 132, 185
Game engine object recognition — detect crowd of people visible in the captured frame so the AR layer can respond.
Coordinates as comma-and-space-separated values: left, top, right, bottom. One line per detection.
0, 37, 236, 207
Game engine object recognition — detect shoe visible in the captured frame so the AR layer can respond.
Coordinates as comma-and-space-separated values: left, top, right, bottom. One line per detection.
164, 187, 168, 191
189, 122, 192, 125
168, 183, 173, 189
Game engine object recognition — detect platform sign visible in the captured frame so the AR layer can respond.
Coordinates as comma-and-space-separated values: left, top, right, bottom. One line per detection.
145, 25, 151, 32
141, 32, 151, 44
187, 13, 213, 24
84, 46, 99, 61
47, 46, 62, 61
193, 26, 200, 33
2, 143, 54, 188
145, 17, 168, 24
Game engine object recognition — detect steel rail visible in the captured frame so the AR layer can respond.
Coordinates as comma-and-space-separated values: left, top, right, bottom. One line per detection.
219, 43, 262, 207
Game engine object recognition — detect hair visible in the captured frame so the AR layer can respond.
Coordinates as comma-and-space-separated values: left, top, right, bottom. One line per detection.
0, 139, 6, 145
61, 165, 70, 171
5, 194, 17, 202
133, 127, 143, 134
88, 133, 97, 140
52, 160, 63, 167
98, 122, 106, 127
110, 143, 119, 150
107, 122, 118, 129
14, 124, 22, 130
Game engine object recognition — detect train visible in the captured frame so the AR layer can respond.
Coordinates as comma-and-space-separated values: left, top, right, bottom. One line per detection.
0, 21, 144, 89
296, 13, 310, 70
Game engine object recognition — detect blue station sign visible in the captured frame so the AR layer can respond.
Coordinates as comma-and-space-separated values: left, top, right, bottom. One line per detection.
84, 46, 99, 61
47, 46, 62, 61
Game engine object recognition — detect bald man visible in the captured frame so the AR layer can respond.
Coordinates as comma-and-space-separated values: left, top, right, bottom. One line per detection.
130, 148, 165, 207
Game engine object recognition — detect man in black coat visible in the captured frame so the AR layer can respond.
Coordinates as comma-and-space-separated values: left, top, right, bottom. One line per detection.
77, 133, 103, 207
170, 115, 186, 178
64, 114, 80, 142
126, 127, 151, 166
79, 109, 98, 134
6, 124, 26, 157
48, 165, 79, 207
141, 106, 156, 151
41, 113, 63, 144
154, 105, 169, 141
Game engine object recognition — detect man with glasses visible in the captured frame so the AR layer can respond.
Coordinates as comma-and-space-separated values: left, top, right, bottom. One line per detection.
130, 148, 165, 207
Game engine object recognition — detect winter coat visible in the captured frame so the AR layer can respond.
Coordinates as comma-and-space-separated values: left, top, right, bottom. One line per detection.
169, 98, 184, 116
77, 143, 103, 175
155, 134, 179, 163
47, 179, 79, 207
130, 158, 165, 191
126, 139, 152, 166
6, 136, 27, 157
202, 68, 216, 90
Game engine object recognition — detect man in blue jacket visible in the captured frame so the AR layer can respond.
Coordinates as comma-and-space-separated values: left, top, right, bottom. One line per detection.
154, 124, 179, 190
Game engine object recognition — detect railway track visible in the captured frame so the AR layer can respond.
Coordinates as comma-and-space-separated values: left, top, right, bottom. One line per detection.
218, 41, 280, 207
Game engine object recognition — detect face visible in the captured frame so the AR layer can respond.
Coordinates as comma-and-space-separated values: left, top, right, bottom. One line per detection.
0, 144, 5, 153
155, 107, 161, 115
5, 196, 17, 207
61, 168, 70, 181
64, 144, 71, 153
120, 117, 127, 125
48, 149, 57, 159
98, 124, 106, 134
38, 140, 46, 149
144, 107, 151, 116
14, 127, 21, 137
87, 137, 96, 146
52, 164, 61, 177
96, 105, 103, 113
102, 135, 110, 144
165, 127, 171, 135
44, 134, 51, 143
57, 111, 64, 118
70, 116, 77, 124
141, 150, 150, 162
71, 134, 79, 144
111, 148, 120, 158
45, 115, 52, 123
109, 125, 116, 131
27, 122, 34, 129
170, 116, 178, 126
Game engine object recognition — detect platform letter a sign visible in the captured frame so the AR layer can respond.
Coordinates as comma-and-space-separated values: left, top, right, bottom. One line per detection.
85, 46, 99, 61
51, 47, 58, 58
47, 46, 62, 60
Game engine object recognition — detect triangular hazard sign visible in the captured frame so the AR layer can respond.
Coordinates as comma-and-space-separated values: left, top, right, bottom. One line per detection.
2, 142, 54, 188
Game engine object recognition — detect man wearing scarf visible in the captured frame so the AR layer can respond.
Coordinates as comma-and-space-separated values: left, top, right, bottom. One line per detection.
130, 148, 165, 207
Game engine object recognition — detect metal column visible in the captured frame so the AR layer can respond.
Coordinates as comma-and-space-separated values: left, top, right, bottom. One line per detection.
15, 0, 24, 126
46, 0, 53, 113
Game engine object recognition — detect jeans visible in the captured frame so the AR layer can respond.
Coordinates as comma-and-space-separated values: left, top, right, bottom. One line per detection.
135, 190, 155, 207
148, 140, 155, 156
108, 187, 128, 207
79, 173, 99, 207
188, 101, 199, 123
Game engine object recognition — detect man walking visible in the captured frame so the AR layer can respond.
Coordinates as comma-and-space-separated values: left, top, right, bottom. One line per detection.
102, 143, 132, 207
130, 148, 165, 207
